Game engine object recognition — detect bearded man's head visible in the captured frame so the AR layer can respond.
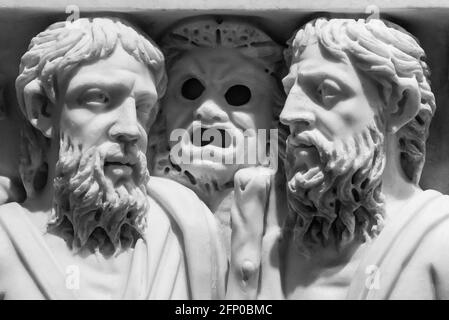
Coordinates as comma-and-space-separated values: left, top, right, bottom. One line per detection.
16, 17, 167, 256
281, 18, 435, 257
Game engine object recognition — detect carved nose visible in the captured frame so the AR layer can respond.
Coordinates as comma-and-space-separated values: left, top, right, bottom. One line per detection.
280, 99, 315, 130
109, 99, 141, 144
194, 100, 229, 123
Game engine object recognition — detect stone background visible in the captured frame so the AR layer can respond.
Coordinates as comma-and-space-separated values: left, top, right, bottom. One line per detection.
1, 0, 449, 193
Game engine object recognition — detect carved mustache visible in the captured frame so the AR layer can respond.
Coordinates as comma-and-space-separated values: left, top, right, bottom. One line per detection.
101, 144, 140, 168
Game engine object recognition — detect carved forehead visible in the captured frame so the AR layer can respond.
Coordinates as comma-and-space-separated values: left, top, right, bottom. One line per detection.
285, 42, 363, 90
60, 45, 157, 95
168, 48, 272, 80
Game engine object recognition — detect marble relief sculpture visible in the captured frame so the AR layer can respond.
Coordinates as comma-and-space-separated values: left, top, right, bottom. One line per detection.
0, 11, 448, 301
0, 17, 226, 299
278, 18, 449, 299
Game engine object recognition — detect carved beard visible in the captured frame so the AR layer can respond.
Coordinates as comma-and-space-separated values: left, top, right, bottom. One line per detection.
48, 133, 150, 256
285, 118, 386, 257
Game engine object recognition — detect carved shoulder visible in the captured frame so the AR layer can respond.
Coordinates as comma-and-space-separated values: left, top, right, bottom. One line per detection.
0, 224, 9, 299
0, 204, 18, 290
421, 217, 449, 299
148, 176, 205, 206
379, 197, 449, 300
396, 196, 449, 299
0, 203, 19, 254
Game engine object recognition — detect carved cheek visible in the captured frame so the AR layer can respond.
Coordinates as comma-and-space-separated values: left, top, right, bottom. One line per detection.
255, 100, 275, 129
59, 108, 85, 136
230, 111, 256, 132
164, 97, 196, 132
60, 108, 111, 147
314, 109, 346, 139
137, 132, 148, 152
338, 99, 375, 133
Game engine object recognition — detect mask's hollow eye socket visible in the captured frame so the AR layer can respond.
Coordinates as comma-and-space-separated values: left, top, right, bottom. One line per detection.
225, 85, 251, 106
181, 78, 204, 100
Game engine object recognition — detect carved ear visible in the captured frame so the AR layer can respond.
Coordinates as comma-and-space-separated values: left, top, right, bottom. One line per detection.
22, 79, 54, 138
386, 77, 421, 134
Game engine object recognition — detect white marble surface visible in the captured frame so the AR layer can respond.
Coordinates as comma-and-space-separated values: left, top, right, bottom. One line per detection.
0, 2, 449, 300
0, 4, 449, 193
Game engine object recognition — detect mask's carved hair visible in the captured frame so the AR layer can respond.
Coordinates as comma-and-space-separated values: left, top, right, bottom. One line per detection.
15, 17, 167, 197
159, 17, 284, 76
285, 18, 435, 184
148, 17, 287, 199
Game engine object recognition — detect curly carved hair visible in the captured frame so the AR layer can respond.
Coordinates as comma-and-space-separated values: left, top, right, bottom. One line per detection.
16, 17, 167, 129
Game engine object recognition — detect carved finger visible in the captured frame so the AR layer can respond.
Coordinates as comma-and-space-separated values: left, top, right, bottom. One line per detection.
227, 167, 271, 299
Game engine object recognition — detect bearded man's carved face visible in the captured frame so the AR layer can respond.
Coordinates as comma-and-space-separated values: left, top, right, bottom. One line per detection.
49, 45, 159, 256
153, 48, 276, 198
281, 43, 386, 257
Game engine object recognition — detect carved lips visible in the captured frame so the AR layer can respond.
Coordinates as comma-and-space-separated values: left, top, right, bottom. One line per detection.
287, 133, 322, 169
286, 132, 325, 189
103, 152, 138, 179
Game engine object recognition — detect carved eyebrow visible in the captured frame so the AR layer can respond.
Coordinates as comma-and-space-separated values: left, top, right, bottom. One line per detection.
297, 69, 356, 95
191, 56, 208, 75
170, 56, 207, 77
67, 75, 132, 96
134, 91, 158, 105
215, 62, 238, 81
214, 66, 274, 93
296, 58, 356, 83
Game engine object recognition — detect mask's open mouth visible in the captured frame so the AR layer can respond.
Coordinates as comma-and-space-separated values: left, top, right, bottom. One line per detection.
190, 126, 233, 148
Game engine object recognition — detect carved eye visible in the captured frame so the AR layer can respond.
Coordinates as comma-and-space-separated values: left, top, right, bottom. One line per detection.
79, 89, 109, 108
181, 78, 204, 100
136, 96, 154, 114
225, 85, 251, 106
136, 100, 148, 110
317, 79, 342, 107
